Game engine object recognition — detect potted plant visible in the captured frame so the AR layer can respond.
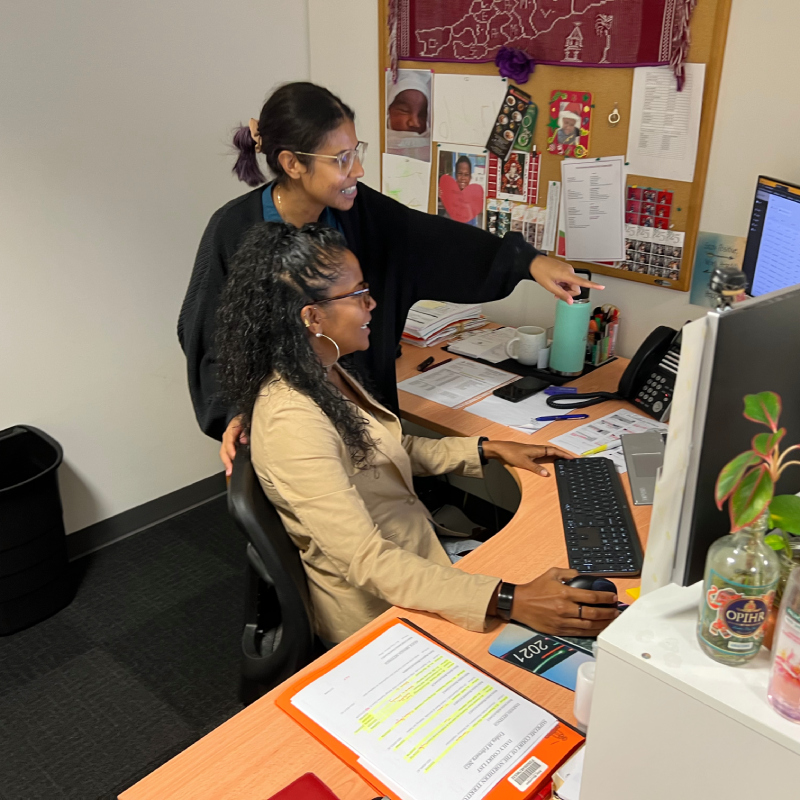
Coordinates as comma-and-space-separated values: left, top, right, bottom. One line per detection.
697, 392, 800, 665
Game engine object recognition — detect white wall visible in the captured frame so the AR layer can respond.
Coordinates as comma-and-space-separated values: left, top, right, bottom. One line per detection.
0, 1, 310, 533
311, 0, 800, 356
308, 0, 381, 189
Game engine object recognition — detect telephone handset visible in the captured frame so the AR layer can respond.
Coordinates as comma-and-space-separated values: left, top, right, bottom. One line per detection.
545, 325, 681, 421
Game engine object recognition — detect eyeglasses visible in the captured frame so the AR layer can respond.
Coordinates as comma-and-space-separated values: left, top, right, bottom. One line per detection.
294, 141, 368, 176
315, 283, 371, 306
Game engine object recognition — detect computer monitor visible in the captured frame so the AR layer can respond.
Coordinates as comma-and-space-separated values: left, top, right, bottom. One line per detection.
742, 176, 800, 297
644, 283, 800, 589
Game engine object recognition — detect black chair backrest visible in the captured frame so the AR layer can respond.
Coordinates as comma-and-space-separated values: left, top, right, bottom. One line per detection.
227, 443, 317, 685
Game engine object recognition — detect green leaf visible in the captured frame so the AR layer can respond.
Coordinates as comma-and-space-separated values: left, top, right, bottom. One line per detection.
729, 465, 774, 531
715, 451, 760, 508
765, 533, 790, 553
752, 429, 786, 458
769, 494, 800, 535
743, 391, 782, 431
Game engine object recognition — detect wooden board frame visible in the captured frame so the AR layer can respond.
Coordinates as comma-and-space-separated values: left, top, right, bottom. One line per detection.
379, 0, 733, 293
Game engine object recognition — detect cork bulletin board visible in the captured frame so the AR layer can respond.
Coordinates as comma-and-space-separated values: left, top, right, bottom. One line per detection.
379, 0, 733, 293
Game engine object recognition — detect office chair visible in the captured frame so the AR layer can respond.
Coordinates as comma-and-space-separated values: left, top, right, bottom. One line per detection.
227, 443, 321, 705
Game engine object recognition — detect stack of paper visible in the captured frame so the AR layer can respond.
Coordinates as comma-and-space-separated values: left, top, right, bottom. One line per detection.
398, 358, 514, 408
402, 300, 485, 347
447, 326, 516, 364
281, 622, 581, 800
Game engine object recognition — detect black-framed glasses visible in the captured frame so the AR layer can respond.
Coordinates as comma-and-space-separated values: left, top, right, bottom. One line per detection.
315, 283, 371, 306
294, 141, 368, 176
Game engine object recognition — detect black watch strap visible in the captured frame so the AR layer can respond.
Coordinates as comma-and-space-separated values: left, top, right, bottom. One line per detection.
478, 436, 490, 465
496, 581, 516, 621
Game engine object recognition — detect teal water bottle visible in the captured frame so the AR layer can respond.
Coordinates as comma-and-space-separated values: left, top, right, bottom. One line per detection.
549, 269, 593, 376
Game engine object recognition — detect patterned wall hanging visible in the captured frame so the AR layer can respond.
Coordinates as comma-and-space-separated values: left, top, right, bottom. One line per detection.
391, 0, 697, 89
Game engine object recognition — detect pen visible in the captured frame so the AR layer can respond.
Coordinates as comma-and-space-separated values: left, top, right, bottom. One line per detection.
416, 356, 434, 372
544, 386, 578, 395
582, 442, 623, 456
422, 358, 453, 372
535, 414, 590, 422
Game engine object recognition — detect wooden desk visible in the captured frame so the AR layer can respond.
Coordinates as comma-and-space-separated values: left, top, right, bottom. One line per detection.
121, 344, 650, 800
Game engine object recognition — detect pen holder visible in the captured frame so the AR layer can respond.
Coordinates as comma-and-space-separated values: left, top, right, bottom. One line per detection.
587, 318, 619, 366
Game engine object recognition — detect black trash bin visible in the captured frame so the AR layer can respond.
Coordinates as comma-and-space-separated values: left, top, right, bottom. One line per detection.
0, 425, 74, 634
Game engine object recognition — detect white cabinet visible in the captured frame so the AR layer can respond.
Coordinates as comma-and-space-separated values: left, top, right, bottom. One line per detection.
581, 583, 799, 799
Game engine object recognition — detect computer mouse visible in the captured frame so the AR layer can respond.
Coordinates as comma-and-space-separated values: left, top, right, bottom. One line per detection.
567, 575, 618, 608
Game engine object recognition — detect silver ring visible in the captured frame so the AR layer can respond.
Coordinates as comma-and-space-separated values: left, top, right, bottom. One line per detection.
578, 604, 583, 619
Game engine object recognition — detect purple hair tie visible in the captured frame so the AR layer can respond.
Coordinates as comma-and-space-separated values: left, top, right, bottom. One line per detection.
232, 125, 266, 187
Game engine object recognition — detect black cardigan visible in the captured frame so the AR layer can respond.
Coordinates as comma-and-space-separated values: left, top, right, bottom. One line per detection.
178, 181, 539, 440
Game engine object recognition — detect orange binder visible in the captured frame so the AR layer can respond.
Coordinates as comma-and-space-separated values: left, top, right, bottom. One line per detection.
276, 618, 583, 800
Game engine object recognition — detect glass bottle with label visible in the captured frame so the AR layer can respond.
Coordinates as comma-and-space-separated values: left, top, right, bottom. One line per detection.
768, 565, 800, 722
697, 511, 780, 666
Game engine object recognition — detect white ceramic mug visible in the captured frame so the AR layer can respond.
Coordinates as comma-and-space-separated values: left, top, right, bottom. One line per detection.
573, 661, 596, 732
505, 326, 547, 366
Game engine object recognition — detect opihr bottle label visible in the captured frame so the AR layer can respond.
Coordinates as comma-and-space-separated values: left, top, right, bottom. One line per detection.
699, 570, 776, 655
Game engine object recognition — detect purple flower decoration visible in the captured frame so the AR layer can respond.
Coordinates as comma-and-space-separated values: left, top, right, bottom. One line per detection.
495, 47, 536, 84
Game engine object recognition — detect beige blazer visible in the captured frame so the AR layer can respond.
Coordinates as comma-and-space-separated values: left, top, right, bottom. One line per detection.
249, 365, 501, 643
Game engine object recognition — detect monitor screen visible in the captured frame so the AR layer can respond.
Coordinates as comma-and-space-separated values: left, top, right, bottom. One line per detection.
742, 176, 800, 296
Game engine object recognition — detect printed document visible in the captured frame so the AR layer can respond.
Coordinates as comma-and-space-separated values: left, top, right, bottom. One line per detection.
542, 180, 561, 253
549, 409, 668, 473
398, 358, 514, 407
291, 624, 558, 800
465, 391, 555, 435
561, 156, 625, 261
626, 64, 706, 183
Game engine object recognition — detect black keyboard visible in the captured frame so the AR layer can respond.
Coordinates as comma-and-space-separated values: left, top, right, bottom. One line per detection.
554, 457, 643, 576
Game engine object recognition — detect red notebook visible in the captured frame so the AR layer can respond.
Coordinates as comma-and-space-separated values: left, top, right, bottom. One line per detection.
267, 773, 341, 800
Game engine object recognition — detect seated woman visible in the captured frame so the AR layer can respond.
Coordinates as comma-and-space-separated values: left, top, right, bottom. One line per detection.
215, 222, 619, 645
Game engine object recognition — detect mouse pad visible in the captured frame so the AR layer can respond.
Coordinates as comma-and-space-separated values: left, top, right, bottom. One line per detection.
489, 623, 595, 692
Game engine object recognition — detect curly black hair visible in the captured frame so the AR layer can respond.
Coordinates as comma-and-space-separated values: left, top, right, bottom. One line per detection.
215, 222, 374, 468
455, 155, 472, 173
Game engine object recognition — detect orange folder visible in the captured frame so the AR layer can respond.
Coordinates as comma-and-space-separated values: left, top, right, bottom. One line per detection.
276, 618, 583, 800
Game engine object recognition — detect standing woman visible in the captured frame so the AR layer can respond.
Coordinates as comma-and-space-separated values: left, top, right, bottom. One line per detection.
178, 82, 601, 471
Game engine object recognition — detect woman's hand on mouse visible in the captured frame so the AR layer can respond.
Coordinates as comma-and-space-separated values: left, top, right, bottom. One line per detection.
528, 254, 605, 304
480, 441, 575, 477
220, 415, 248, 477
510, 568, 619, 636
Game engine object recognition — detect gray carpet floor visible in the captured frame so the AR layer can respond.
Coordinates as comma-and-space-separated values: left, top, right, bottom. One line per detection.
0, 495, 247, 800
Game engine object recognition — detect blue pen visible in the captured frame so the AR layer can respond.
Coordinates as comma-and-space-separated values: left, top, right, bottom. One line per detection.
544, 386, 578, 395
535, 413, 590, 421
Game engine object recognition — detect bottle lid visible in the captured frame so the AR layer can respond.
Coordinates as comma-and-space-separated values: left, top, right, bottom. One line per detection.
574, 268, 592, 302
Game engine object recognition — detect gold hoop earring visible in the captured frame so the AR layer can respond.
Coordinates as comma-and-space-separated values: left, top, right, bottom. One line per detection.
315, 333, 340, 368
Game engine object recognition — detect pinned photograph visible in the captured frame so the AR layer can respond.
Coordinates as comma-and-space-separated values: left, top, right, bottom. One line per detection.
547, 90, 592, 158
385, 68, 432, 163
436, 145, 487, 228
497, 152, 528, 202
554, 107, 581, 147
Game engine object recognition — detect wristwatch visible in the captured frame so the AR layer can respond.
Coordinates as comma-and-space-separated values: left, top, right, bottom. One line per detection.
496, 581, 516, 621
478, 436, 490, 465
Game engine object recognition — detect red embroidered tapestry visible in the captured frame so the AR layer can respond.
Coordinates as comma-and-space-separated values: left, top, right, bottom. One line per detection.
395, 1, 695, 77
